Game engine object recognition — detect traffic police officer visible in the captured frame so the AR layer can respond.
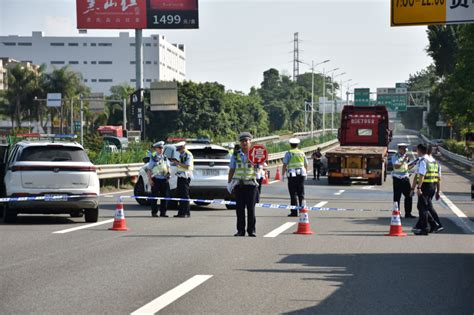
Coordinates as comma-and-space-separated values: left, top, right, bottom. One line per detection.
282, 138, 309, 217
228, 132, 258, 237
391, 143, 415, 218
172, 141, 194, 218
146, 141, 171, 217
411, 143, 444, 235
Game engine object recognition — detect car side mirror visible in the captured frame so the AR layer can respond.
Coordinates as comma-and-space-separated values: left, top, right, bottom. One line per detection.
143, 156, 150, 163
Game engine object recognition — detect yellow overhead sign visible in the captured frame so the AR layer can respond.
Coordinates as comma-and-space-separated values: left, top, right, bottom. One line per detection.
391, 0, 474, 26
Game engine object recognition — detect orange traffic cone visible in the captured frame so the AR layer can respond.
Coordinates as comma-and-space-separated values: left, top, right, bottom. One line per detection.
262, 170, 269, 185
109, 200, 128, 231
275, 167, 282, 181
386, 202, 406, 237
293, 208, 314, 235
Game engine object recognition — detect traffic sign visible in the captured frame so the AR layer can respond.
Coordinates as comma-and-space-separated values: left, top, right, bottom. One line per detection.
47, 93, 62, 107
391, 0, 474, 26
354, 88, 370, 106
249, 144, 268, 165
376, 87, 407, 112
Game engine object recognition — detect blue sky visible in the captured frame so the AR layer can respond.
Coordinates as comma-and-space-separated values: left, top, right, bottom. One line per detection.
0, 0, 433, 93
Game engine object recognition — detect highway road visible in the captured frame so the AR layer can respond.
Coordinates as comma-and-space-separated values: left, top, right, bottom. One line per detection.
1, 132, 473, 314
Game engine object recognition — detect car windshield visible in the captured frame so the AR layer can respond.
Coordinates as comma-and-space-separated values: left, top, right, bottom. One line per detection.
19, 146, 90, 162
189, 148, 229, 159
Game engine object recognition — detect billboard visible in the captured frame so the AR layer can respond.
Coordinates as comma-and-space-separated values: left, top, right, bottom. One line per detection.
150, 81, 178, 111
76, 0, 199, 29
88, 92, 105, 113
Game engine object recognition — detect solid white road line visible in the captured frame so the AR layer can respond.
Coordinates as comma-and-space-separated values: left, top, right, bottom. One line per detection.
439, 193, 473, 234
131, 275, 213, 315
334, 190, 345, 195
362, 186, 375, 190
264, 222, 296, 238
52, 219, 114, 234
314, 201, 328, 208
268, 180, 280, 184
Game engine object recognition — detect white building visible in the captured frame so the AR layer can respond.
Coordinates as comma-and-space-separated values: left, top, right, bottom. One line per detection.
0, 31, 186, 94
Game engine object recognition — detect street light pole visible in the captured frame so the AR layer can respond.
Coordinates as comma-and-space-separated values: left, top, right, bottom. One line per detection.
122, 98, 127, 131
80, 95, 84, 146
331, 72, 346, 133
322, 68, 339, 135
311, 60, 314, 139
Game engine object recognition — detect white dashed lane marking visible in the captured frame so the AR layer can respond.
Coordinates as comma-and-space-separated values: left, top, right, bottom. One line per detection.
334, 190, 345, 196
264, 222, 296, 238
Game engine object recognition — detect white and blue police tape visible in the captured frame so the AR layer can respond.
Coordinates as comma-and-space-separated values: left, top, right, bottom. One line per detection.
120, 195, 392, 212
0, 194, 391, 212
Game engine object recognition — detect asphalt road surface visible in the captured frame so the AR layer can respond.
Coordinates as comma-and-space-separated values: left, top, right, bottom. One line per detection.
1, 131, 473, 314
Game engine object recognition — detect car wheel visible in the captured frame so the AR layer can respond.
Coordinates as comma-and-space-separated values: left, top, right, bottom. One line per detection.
70, 211, 83, 218
84, 207, 99, 223
3, 205, 17, 223
134, 177, 151, 206
194, 201, 211, 206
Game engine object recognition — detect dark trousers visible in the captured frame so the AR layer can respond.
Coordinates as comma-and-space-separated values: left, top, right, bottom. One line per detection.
177, 177, 191, 216
235, 185, 258, 234
416, 183, 442, 231
288, 175, 305, 215
392, 177, 413, 216
151, 178, 170, 215
313, 162, 321, 180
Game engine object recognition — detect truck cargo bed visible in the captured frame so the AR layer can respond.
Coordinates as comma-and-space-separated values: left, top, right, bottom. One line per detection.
326, 146, 387, 156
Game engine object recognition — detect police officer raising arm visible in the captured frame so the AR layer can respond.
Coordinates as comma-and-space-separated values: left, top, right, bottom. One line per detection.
228, 132, 258, 237
282, 138, 309, 217
146, 141, 171, 217
391, 143, 415, 218
172, 142, 194, 218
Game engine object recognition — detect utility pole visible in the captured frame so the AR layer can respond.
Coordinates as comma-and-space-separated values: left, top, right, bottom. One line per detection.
135, 29, 145, 139
122, 98, 127, 131
311, 60, 314, 138
80, 95, 84, 146
322, 68, 326, 135
293, 32, 300, 81
70, 99, 74, 134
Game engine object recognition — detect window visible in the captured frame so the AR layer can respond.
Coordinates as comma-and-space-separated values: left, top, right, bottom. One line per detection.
357, 129, 373, 136
98, 43, 112, 47
91, 43, 97, 46
145, 43, 151, 47
3, 42, 16, 46
84, 79, 88, 82
50, 42, 64, 46
91, 61, 97, 64
154, 61, 158, 65
130, 79, 136, 82
130, 61, 136, 64
68, 43, 79, 46
146, 79, 151, 82
99, 79, 113, 82
83, 43, 87, 46
145, 61, 151, 64
18, 42, 32, 46
83, 61, 88, 64
69, 61, 79, 64
130, 43, 135, 47
51, 61, 65, 65
91, 79, 97, 82
98, 61, 112, 64
19, 146, 90, 162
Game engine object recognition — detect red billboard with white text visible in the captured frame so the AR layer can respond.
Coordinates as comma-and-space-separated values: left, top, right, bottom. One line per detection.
76, 0, 199, 29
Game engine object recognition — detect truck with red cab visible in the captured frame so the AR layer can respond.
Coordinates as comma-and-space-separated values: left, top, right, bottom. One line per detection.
326, 106, 392, 185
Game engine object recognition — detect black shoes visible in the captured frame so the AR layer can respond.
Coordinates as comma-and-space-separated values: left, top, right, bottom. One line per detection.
288, 213, 298, 217
151, 213, 158, 217
412, 228, 429, 235
234, 232, 245, 237
248, 233, 256, 237
405, 214, 416, 219
174, 214, 190, 218
160, 214, 169, 217
434, 226, 445, 233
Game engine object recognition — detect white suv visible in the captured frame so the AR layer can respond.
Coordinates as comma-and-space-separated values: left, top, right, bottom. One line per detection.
0, 137, 100, 223
134, 143, 235, 209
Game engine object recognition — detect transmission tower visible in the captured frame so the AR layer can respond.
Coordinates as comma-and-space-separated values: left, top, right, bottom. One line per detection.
293, 32, 300, 81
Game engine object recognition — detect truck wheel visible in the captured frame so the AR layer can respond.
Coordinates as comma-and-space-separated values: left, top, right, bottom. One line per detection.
3, 206, 17, 223
134, 177, 151, 206
376, 176, 383, 186
328, 177, 335, 185
84, 207, 99, 223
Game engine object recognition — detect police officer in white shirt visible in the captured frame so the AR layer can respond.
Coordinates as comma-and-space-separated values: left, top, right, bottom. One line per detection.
391, 143, 415, 218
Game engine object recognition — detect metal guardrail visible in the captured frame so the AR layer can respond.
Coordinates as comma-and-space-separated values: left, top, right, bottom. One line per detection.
293, 129, 337, 138
420, 134, 471, 167
96, 138, 340, 179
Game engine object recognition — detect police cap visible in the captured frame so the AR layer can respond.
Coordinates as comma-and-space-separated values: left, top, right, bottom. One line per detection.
239, 132, 253, 141
289, 138, 300, 144
153, 141, 165, 148
175, 141, 186, 148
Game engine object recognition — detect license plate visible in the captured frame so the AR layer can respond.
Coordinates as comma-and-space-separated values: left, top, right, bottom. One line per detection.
44, 194, 68, 202
202, 169, 219, 176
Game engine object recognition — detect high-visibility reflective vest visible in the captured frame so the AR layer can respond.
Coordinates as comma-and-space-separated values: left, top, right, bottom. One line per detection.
392, 153, 408, 177
151, 156, 169, 177
423, 160, 439, 183
177, 149, 194, 172
234, 152, 256, 180
287, 149, 305, 170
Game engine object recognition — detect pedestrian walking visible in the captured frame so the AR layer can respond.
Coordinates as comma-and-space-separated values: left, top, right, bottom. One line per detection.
172, 141, 194, 218
391, 143, 415, 218
282, 138, 309, 217
411, 144, 444, 235
228, 132, 258, 237
146, 141, 171, 217
311, 148, 323, 180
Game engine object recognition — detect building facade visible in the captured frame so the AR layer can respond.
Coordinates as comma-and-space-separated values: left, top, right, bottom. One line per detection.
0, 31, 186, 93
0, 57, 40, 91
